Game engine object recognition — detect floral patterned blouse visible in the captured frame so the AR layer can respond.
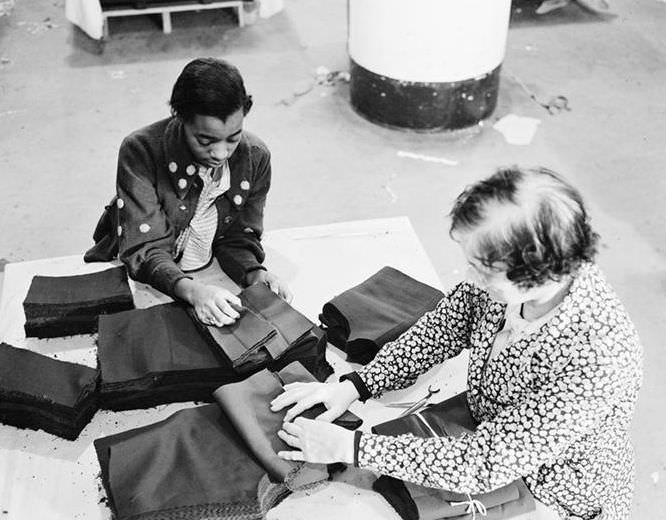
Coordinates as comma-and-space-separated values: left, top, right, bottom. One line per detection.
355, 262, 643, 520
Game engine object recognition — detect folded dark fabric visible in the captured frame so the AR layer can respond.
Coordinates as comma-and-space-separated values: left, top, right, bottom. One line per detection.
23, 266, 135, 338
95, 405, 266, 520
94, 363, 363, 520
97, 302, 239, 411
319, 266, 444, 364
0, 342, 99, 440
213, 362, 362, 489
373, 475, 533, 520
371, 392, 535, 520
191, 283, 316, 374
97, 301, 332, 411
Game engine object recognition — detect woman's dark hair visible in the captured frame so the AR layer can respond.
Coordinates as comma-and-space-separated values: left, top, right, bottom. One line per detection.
449, 166, 599, 289
169, 58, 253, 122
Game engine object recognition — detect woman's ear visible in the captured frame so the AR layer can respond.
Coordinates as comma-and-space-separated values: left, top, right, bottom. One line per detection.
243, 95, 253, 116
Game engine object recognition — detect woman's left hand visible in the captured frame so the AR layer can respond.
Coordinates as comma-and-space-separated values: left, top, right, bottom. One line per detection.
246, 269, 293, 303
277, 417, 355, 464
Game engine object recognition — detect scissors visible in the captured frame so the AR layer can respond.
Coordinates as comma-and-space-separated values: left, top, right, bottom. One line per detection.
385, 385, 441, 417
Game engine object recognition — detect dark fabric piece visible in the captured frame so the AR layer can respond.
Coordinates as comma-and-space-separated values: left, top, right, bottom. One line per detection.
372, 392, 477, 438
371, 392, 535, 520
0, 342, 99, 440
373, 476, 532, 520
22, 266, 134, 338
213, 362, 362, 488
319, 266, 444, 364
192, 283, 333, 380
272, 324, 333, 383
84, 119, 270, 297
97, 302, 239, 411
339, 371, 373, 402
94, 405, 265, 520
97, 300, 332, 411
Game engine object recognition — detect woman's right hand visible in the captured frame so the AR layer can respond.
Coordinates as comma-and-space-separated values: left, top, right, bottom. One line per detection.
174, 279, 242, 326
270, 380, 360, 423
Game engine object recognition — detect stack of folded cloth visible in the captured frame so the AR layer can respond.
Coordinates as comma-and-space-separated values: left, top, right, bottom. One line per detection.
0, 342, 99, 440
94, 362, 362, 520
371, 392, 536, 520
191, 283, 333, 382
23, 266, 135, 338
97, 284, 333, 411
319, 266, 444, 364
97, 301, 235, 411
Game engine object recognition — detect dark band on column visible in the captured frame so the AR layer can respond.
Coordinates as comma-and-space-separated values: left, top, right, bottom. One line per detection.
349, 59, 501, 131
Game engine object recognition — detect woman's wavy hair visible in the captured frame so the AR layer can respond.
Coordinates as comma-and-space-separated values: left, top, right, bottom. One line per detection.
449, 166, 599, 289
169, 58, 253, 122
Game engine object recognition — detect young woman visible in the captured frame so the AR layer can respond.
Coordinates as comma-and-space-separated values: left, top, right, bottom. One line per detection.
85, 58, 291, 326
271, 166, 643, 520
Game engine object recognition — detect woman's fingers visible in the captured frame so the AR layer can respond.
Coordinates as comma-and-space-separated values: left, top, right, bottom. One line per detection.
277, 428, 301, 448
279, 283, 294, 304
270, 383, 313, 410
277, 450, 305, 461
315, 407, 342, 423
215, 298, 240, 321
283, 396, 319, 423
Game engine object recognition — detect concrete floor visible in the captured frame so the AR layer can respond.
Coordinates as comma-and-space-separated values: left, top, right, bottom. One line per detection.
0, 0, 665, 517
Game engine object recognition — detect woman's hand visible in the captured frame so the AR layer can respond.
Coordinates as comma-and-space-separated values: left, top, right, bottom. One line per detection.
174, 279, 241, 326
246, 269, 293, 303
270, 380, 360, 423
277, 417, 355, 464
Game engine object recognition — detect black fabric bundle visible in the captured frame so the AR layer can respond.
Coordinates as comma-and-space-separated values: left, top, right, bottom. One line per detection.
191, 283, 333, 382
319, 266, 444, 364
371, 392, 535, 520
0, 342, 99, 440
97, 289, 332, 411
23, 266, 134, 338
97, 302, 238, 411
95, 404, 266, 520
94, 363, 362, 520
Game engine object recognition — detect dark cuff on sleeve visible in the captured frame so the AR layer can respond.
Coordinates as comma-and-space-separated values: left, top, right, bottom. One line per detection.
139, 258, 189, 299
339, 371, 373, 402
353, 430, 363, 467
243, 264, 267, 285
215, 247, 264, 287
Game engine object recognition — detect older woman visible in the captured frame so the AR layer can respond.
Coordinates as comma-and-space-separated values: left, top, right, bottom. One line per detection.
85, 58, 291, 326
271, 166, 643, 520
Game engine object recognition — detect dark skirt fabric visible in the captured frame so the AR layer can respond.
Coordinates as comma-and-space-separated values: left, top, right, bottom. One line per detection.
0, 342, 99, 440
319, 266, 444, 364
192, 283, 327, 377
94, 405, 266, 520
97, 302, 239, 411
213, 362, 362, 489
22, 266, 135, 338
97, 298, 332, 411
371, 392, 535, 520
94, 364, 362, 520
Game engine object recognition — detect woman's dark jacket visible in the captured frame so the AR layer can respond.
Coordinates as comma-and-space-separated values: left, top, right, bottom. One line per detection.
85, 117, 270, 297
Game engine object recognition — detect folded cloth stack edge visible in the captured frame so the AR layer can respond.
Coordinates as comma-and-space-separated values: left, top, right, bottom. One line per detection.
371, 392, 536, 520
22, 266, 135, 338
97, 286, 333, 410
191, 283, 319, 374
94, 362, 362, 520
97, 301, 238, 411
0, 342, 100, 440
319, 266, 445, 365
